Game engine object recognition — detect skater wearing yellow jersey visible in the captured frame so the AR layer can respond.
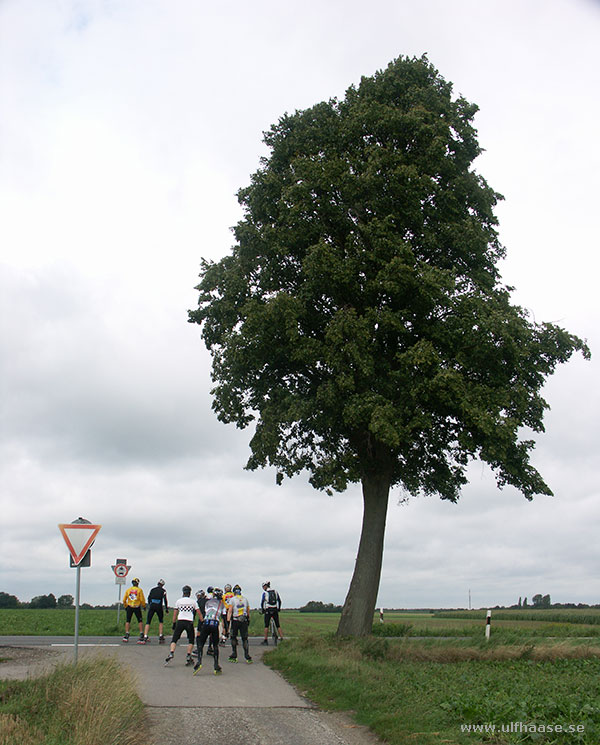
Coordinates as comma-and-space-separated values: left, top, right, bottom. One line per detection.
122, 578, 146, 642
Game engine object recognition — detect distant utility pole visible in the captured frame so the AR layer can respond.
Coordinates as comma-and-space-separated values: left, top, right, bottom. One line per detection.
468, 589, 472, 610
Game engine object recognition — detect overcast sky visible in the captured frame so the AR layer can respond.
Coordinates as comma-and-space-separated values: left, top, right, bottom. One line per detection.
1, 0, 599, 612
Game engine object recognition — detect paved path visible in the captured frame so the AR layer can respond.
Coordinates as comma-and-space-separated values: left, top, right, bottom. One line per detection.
0, 637, 382, 745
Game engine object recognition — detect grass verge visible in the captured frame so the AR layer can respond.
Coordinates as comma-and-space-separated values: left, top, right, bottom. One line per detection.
265, 635, 600, 744
0, 657, 146, 745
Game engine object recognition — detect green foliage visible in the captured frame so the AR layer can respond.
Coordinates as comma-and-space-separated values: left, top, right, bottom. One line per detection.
435, 609, 600, 626
0, 658, 145, 745
359, 636, 390, 660
299, 600, 342, 613
29, 594, 56, 609
266, 636, 600, 744
439, 658, 598, 744
371, 621, 413, 636
190, 53, 589, 638
189, 53, 588, 501
0, 609, 121, 636
0, 593, 19, 609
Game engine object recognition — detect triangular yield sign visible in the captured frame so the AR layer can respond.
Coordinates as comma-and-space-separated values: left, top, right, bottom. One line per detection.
58, 523, 102, 565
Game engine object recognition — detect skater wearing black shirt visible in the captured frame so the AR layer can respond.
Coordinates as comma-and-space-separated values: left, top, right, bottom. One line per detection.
141, 579, 168, 644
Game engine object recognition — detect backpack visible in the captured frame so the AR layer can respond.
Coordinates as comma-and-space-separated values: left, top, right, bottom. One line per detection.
267, 589, 278, 606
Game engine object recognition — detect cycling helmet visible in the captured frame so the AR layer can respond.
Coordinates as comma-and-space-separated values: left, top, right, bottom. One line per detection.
182, 585, 192, 596
233, 584, 242, 595
207, 586, 214, 594
262, 581, 270, 589
196, 589, 206, 599
224, 583, 232, 592
157, 579, 165, 586
213, 588, 223, 599
132, 578, 140, 586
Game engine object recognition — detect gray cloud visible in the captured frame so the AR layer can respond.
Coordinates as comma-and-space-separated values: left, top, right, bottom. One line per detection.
1, 0, 599, 611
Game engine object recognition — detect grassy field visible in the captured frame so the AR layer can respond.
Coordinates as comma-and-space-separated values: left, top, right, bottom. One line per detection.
3, 608, 600, 743
266, 635, 600, 745
2, 607, 600, 639
0, 608, 279, 637
0, 657, 146, 745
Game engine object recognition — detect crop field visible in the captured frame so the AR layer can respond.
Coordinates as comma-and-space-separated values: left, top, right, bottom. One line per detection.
2, 607, 600, 639
435, 608, 600, 625
266, 635, 600, 745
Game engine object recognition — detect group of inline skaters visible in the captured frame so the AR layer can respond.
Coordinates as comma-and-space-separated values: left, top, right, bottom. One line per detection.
121, 578, 283, 674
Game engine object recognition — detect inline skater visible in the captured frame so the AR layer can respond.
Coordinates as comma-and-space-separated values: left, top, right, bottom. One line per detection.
164, 585, 199, 667
260, 581, 283, 644
122, 578, 146, 642
227, 584, 252, 663
192, 589, 207, 658
221, 583, 234, 644
194, 587, 224, 675
140, 579, 168, 644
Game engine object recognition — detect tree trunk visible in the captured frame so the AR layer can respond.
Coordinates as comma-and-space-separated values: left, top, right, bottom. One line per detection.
336, 469, 391, 637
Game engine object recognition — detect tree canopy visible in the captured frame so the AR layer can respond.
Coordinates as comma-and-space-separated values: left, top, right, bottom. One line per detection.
30, 593, 57, 609
189, 55, 589, 636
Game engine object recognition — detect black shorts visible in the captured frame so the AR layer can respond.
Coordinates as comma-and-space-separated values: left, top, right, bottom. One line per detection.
264, 609, 280, 628
231, 618, 249, 640
146, 605, 164, 624
171, 619, 195, 645
126, 606, 142, 623
197, 622, 220, 649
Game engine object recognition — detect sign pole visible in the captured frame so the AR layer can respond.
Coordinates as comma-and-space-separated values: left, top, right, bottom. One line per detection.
74, 564, 82, 664
117, 583, 122, 627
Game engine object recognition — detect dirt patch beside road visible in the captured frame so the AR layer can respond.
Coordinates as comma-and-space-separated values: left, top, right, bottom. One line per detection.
0, 645, 69, 680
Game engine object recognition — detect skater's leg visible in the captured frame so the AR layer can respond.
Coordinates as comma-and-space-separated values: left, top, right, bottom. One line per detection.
211, 626, 221, 670
241, 621, 251, 660
229, 621, 238, 660
196, 625, 209, 667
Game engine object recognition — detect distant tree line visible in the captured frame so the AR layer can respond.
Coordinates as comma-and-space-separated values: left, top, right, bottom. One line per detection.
299, 600, 343, 613
0, 592, 118, 610
514, 594, 552, 609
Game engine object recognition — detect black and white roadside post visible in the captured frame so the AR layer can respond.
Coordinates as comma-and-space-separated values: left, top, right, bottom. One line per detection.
485, 609, 492, 641
58, 518, 102, 663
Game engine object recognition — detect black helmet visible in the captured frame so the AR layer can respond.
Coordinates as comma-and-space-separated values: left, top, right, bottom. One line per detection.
182, 585, 191, 596
207, 586, 214, 594
262, 581, 270, 589
213, 588, 223, 599
157, 579, 165, 586
132, 578, 140, 586
233, 584, 241, 594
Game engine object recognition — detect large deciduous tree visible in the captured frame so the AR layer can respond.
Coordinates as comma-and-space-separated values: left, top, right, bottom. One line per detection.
188, 56, 589, 637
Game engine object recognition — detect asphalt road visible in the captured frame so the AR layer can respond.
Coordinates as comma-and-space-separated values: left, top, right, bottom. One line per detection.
0, 636, 382, 745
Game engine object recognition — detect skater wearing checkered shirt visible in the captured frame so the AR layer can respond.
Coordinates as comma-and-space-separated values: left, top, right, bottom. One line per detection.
164, 585, 200, 667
